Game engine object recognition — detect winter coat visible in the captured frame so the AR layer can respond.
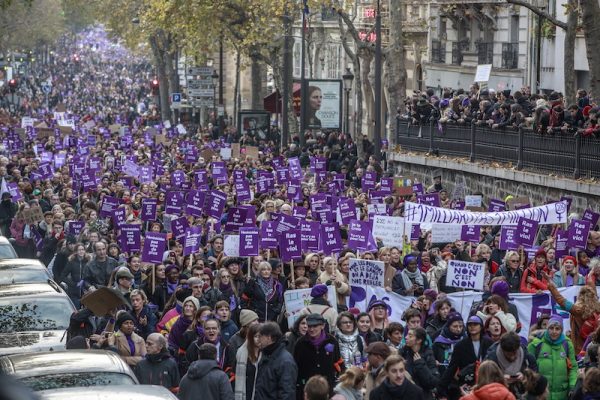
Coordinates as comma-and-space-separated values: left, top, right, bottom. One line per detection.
82, 256, 119, 287
186, 337, 235, 379
365, 364, 386, 400
253, 339, 297, 400
178, 359, 234, 400
240, 278, 283, 322
527, 333, 577, 400
400, 345, 440, 400
114, 330, 146, 366
132, 305, 158, 340
9, 218, 28, 246
391, 270, 430, 296
494, 265, 523, 293
134, 350, 180, 391
459, 382, 516, 400
299, 300, 339, 332
552, 271, 585, 288
293, 333, 344, 400
59, 256, 87, 298
318, 270, 351, 306
370, 378, 425, 400
425, 315, 446, 341
331, 383, 365, 400
335, 330, 365, 369
520, 263, 551, 293
219, 319, 238, 344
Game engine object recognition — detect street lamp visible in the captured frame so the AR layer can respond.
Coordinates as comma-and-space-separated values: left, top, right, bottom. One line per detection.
342, 68, 354, 136
212, 69, 219, 125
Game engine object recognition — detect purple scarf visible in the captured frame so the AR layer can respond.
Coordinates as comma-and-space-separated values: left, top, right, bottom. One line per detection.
125, 334, 135, 356
308, 330, 327, 348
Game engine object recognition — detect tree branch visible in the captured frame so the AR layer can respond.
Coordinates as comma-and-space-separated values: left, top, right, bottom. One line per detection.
505, 0, 567, 29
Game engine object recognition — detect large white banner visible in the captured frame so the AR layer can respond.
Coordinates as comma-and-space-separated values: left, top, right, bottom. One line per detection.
404, 201, 568, 225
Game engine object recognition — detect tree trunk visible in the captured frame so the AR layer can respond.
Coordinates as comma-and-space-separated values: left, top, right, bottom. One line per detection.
250, 52, 263, 110
580, 0, 600, 96
386, 0, 406, 146
563, 0, 577, 106
148, 34, 171, 122
233, 47, 241, 124
361, 52, 374, 139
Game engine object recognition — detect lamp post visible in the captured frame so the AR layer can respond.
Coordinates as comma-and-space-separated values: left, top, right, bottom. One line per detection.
342, 68, 354, 136
373, 0, 382, 161
211, 69, 219, 126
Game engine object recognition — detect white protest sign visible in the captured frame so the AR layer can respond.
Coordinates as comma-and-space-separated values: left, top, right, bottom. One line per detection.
367, 204, 387, 216
284, 285, 338, 327
176, 124, 187, 134
446, 260, 486, 291
21, 117, 34, 128
465, 195, 482, 208
474, 64, 492, 82
431, 223, 462, 243
372, 215, 404, 247
223, 235, 240, 256
348, 258, 385, 287
220, 147, 232, 160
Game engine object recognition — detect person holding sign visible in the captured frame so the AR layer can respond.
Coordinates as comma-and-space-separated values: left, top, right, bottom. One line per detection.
392, 255, 430, 297
318, 257, 350, 309
240, 261, 283, 323
299, 284, 339, 331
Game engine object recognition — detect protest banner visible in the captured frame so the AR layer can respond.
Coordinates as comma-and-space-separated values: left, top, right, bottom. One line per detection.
224, 235, 240, 256
404, 200, 568, 225
183, 226, 202, 256
465, 195, 483, 208
371, 215, 404, 247
141, 232, 167, 264
239, 227, 259, 257
445, 260, 486, 291
284, 286, 338, 327
568, 219, 591, 249
431, 224, 462, 243
348, 259, 384, 287
516, 217, 538, 247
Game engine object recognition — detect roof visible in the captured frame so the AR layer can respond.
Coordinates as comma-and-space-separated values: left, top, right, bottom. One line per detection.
0, 283, 63, 298
38, 385, 178, 400
0, 350, 133, 377
0, 259, 45, 269
0, 259, 51, 285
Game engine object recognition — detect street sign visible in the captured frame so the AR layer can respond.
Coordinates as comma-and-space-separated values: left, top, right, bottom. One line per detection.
218, 105, 225, 117
187, 80, 212, 90
171, 93, 182, 103
187, 66, 213, 76
188, 88, 213, 97
189, 99, 214, 107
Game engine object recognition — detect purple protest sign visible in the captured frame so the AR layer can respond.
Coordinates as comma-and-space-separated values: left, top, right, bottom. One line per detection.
240, 206, 256, 227
582, 209, 600, 229
369, 191, 387, 204
224, 207, 248, 232
417, 193, 440, 207
194, 170, 208, 187
554, 229, 569, 258
235, 181, 252, 203
380, 178, 393, 193
239, 227, 259, 257
185, 190, 206, 217
288, 157, 303, 180
211, 161, 228, 186
112, 207, 126, 228
100, 196, 121, 218
347, 220, 370, 251
204, 190, 227, 219
119, 224, 141, 252
451, 200, 465, 210
7, 182, 22, 201
141, 198, 158, 221
361, 172, 377, 191
276, 214, 301, 234
293, 206, 308, 219
123, 159, 139, 179
171, 216, 190, 244
275, 168, 289, 185
568, 219, 591, 249
171, 170, 186, 187
310, 157, 327, 173
67, 220, 85, 236
310, 193, 328, 212
488, 199, 506, 212
141, 232, 167, 264
287, 181, 302, 202
233, 169, 246, 183
259, 221, 279, 249
139, 166, 154, 184
410, 224, 421, 241
461, 225, 480, 243
338, 198, 356, 225
81, 171, 98, 192
516, 217, 538, 247
300, 221, 320, 252
313, 207, 334, 224
320, 223, 343, 255
165, 191, 185, 215
499, 226, 519, 250
412, 183, 424, 195
279, 229, 302, 262
183, 226, 202, 256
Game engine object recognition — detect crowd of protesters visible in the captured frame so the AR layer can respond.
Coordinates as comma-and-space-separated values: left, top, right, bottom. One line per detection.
2, 27, 600, 400
404, 84, 599, 137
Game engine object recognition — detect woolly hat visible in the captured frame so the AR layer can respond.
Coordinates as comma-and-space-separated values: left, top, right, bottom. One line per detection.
446, 311, 463, 326
368, 299, 387, 312
423, 289, 438, 302
239, 309, 259, 327
310, 284, 328, 298
547, 314, 563, 327
165, 264, 180, 275
535, 248, 547, 259
202, 268, 214, 284
562, 255, 577, 266
116, 311, 135, 330
491, 281, 510, 300
183, 296, 200, 311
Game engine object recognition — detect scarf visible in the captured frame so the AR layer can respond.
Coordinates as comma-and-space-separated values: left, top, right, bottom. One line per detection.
234, 342, 251, 400
220, 281, 233, 294
256, 276, 276, 301
308, 330, 327, 348
495, 345, 524, 375
125, 334, 135, 356
543, 330, 566, 345
337, 330, 362, 368
435, 324, 465, 345
401, 268, 424, 291
382, 378, 408, 396
166, 280, 178, 295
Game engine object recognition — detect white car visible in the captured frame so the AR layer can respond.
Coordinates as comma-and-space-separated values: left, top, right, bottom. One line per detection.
0, 258, 52, 285
38, 385, 177, 399
0, 236, 18, 259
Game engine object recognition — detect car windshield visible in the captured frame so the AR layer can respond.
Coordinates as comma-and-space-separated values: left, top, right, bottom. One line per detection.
0, 244, 17, 259
0, 269, 49, 285
20, 372, 135, 391
0, 298, 72, 333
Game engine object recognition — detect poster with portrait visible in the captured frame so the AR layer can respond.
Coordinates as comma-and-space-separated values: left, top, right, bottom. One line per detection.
303, 80, 342, 130
237, 110, 270, 141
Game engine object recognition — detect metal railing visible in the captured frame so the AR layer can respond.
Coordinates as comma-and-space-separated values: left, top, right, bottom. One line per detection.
477, 42, 493, 65
395, 119, 600, 179
431, 39, 445, 64
502, 42, 519, 69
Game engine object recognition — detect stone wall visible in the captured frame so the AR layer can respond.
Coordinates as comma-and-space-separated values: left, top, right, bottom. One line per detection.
388, 152, 600, 216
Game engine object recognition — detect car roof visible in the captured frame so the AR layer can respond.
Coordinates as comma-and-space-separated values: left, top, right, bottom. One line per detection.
0, 259, 45, 269
0, 350, 133, 377
0, 237, 11, 245
37, 385, 178, 400
0, 283, 64, 298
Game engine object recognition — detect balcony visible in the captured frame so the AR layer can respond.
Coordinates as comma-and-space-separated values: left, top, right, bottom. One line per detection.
431, 39, 445, 64
477, 42, 493, 65
502, 42, 519, 69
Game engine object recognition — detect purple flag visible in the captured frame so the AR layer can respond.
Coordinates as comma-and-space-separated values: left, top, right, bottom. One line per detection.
279, 229, 302, 262
259, 221, 279, 249
183, 226, 202, 256
417, 193, 440, 207
320, 223, 342, 255
460, 225, 480, 243
119, 224, 141, 252
347, 220, 370, 251
239, 227, 259, 257
171, 216, 190, 244
499, 226, 519, 251
141, 198, 158, 221
515, 217, 538, 247
185, 190, 206, 217
204, 190, 227, 219
225, 207, 248, 232
568, 219, 591, 249
488, 199, 506, 212
338, 198, 356, 225
141, 232, 168, 264
582, 209, 600, 229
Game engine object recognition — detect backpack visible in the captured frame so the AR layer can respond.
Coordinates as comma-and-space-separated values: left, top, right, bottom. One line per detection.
307, 306, 331, 333
534, 339, 572, 371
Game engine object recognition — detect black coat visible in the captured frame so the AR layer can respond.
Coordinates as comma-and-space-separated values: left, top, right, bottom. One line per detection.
253, 339, 297, 400
59, 256, 88, 298
186, 336, 235, 378
399, 345, 440, 400
133, 350, 180, 390
370, 378, 425, 400
437, 336, 494, 398
240, 278, 283, 322
293, 333, 344, 400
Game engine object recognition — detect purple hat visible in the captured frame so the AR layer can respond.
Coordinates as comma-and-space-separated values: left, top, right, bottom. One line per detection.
547, 315, 563, 327
491, 281, 510, 300
310, 284, 328, 298
165, 264, 180, 275
467, 315, 483, 326
423, 289, 438, 301
368, 300, 387, 312
447, 311, 463, 326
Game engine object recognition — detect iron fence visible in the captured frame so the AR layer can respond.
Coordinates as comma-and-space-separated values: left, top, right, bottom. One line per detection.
477, 42, 493, 65
395, 119, 600, 180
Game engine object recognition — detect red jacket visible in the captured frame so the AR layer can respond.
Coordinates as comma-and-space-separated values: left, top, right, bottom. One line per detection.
460, 382, 516, 400
519, 262, 552, 293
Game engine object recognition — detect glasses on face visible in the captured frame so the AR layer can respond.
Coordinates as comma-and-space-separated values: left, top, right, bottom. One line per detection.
340, 320, 354, 325
191, 285, 202, 289
509, 259, 519, 263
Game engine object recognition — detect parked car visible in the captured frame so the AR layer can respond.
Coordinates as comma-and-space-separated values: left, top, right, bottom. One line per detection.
37, 385, 177, 400
0, 236, 18, 259
0, 282, 75, 355
0, 350, 139, 391
0, 259, 52, 285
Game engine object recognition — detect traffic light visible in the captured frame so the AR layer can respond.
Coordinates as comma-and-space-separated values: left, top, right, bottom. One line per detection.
8, 79, 17, 93
150, 78, 159, 96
